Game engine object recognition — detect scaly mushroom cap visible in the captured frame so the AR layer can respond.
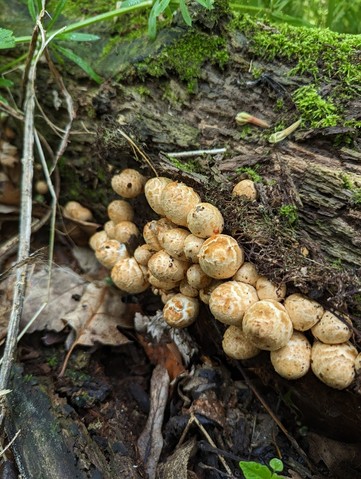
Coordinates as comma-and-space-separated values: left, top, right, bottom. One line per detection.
158, 227, 190, 260
232, 179, 257, 201
186, 264, 212, 290
111, 257, 149, 294
311, 341, 357, 389
232, 262, 260, 287
179, 279, 199, 298
355, 352, 361, 374
104, 220, 116, 239
89, 230, 108, 251
64, 201, 93, 222
270, 332, 311, 379
95, 240, 129, 269
111, 169, 146, 198
163, 294, 199, 328
222, 325, 260, 360
113, 221, 140, 247
198, 234, 244, 279
199, 280, 223, 305
256, 276, 286, 301
209, 281, 259, 326
148, 250, 188, 282
107, 200, 134, 223
144, 177, 172, 215
134, 244, 157, 266
284, 293, 324, 331
186, 202, 224, 238
148, 274, 180, 291
243, 300, 293, 351
161, 181, 201, 227
311, 311, 352, 344
183, 234, 205, 263
143, 221, 162, 251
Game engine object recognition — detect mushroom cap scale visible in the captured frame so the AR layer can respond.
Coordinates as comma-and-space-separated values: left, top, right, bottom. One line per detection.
284, 293, 324, 331
311, 341, 357, 389
270, 332, 311, 379
243, 300, 293, 351
222, 325, 260, 360
163, 294, 199, 328
209, 281, 258, 326
198, 234, 244, 279
186, 203, 224, 238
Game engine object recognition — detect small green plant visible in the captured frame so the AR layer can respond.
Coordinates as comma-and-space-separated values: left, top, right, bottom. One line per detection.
279, 204, 298, 225
236, 166, 263, 183
239, 457, 285, 479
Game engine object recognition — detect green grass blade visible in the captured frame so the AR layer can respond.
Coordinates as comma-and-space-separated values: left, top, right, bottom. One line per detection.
47, 0, 67, 30
179, 0, 192, 26
56, 32, 100, 42
52, 44, 103, 84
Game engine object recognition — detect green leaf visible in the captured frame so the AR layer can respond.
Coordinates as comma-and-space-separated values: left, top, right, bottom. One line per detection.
0, 28, 16, 50
56, 33, 100, 42
119, 0, 148, 7
27, 0, 42, 22
239, 461, 272, 479
47, 0, 67, 30
179, 0, 192, 26
269, 458, 283, 473
0, 94, 9, 104
195, 0, 213, 9
0, 78, 13, 88
52, 44, 102, 84
147, 6, 158, 38
153, 0, 172, 16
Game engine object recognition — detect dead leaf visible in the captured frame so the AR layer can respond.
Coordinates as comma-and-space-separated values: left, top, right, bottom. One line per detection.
157, 438, 196, 479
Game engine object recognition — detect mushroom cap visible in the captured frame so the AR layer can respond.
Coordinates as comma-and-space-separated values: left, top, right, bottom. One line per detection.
270, 332, 311, 379
133, 244, 157, 266
148, 274, 180, 291
158, 227, 190, 260
143, 220, 162, 251
232, 262, 260, 287
198, 234, 244, 279
311, 341, 357, 389
95, 240, 129, 269
111, 169, 146, 198
311, 311, 352, 344
64, 201, 93, 222
183, 234, 205, 263
163, 294, 199, 328
104, 220, 116, 239
222, 325, 260, 360
284, 293, 324, 331
256, 276, 286, 301
113, 221, 140, 248
35, 180, 48, 195
232, 179, 257, 201
243, 300, 293, 351
89, 230, 108, 251
161, 181, 201, 227
179, 279, 199, 298
111, 257, 149, 294
107, 200, 134, 223
186, 202, 224, 238
186, 264, 212, 290
144, 177, 172, 215
209, 281, 259, 326
148, 250, 188, 282
199, 280, 223, 305
355, 352, 361, 374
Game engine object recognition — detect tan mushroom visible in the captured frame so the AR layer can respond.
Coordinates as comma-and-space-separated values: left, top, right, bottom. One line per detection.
144, 176, 172, 215
198, 234, 244, 279
186, 264, 212, 290
148, 274, 180, 291
284, 293, 324, 331
107, 200, 134, 223
148, 250, 188, 282
104, 220, 116, 239
232, 262, 260, 287
89, 230, 108, 251
143, 221, 162, 251
158, 227, 190, 260
134, 244, 157, 266
243, 300, 293, 351
355, 352, 361, 374
270, 332, 311, 379
311, 311, 352, 344
311, 341, 357, 389
209, 281, 258, 326
163, 294, 199, 328
179, 279, 199, 298
199, 280, 223, 305
222, 325, 260, 360
111, 257, 149, 294
186, 203, 224, 238
113, 221, 140, 248
183, 234, 205, 263
63, 201, 93, 222
256, 276, 286, 302
161, 181, 201, 227
95, 240, 129, 269
232, 179, 257, 201
111, 168, 146, 198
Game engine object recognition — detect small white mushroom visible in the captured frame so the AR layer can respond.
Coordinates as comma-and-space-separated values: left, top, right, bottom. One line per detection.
111, 168, 146, 198
89, 230, 108, 251
111, 257, 149, 294
143, 221, 162, 251
198, 234, 244, 279
270, 332, 311, 380
95, 240, 129, 269
183, 234, 205, 263
158, 227, 190, 260
199, 280, 223, 305
243, 300, 293, 351
186, 264, 212, 290
163, 293, 199, 328
144, 176, 172, 215
222, 326, 260, 360
186, 202, 224, 238
209, 281, 258, 326
113, 221, 140, 246
232, 262, 260, 287
311, 311, 352, 344
161, 181, 201, 227
179, 279, 199, 298
256, 276, 286, 302
148, 274, 180, 291
63, 201, 93, 222
134, 244, 157, 266
232, 179, 257, 201
104, 220, 116, 239
284, 293, 324, 331
107, 200, 134, 223
311, 341, 357, 389
148, 250, 188, 282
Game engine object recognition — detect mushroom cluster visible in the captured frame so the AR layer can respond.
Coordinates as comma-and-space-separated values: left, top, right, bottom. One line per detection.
88, 169, 358, 390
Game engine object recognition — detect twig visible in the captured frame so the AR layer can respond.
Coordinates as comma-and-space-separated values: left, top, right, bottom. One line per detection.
117, 128, 158, 176
166, 148, 227, 158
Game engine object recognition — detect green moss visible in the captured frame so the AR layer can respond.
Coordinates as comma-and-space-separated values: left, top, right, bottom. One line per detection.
292, 85, 340, 128
168, 156, 201, 173
279, 204, 298, 225
136, 31, 229, 89
340, 173, 361, 205
235, 166, 263, 183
